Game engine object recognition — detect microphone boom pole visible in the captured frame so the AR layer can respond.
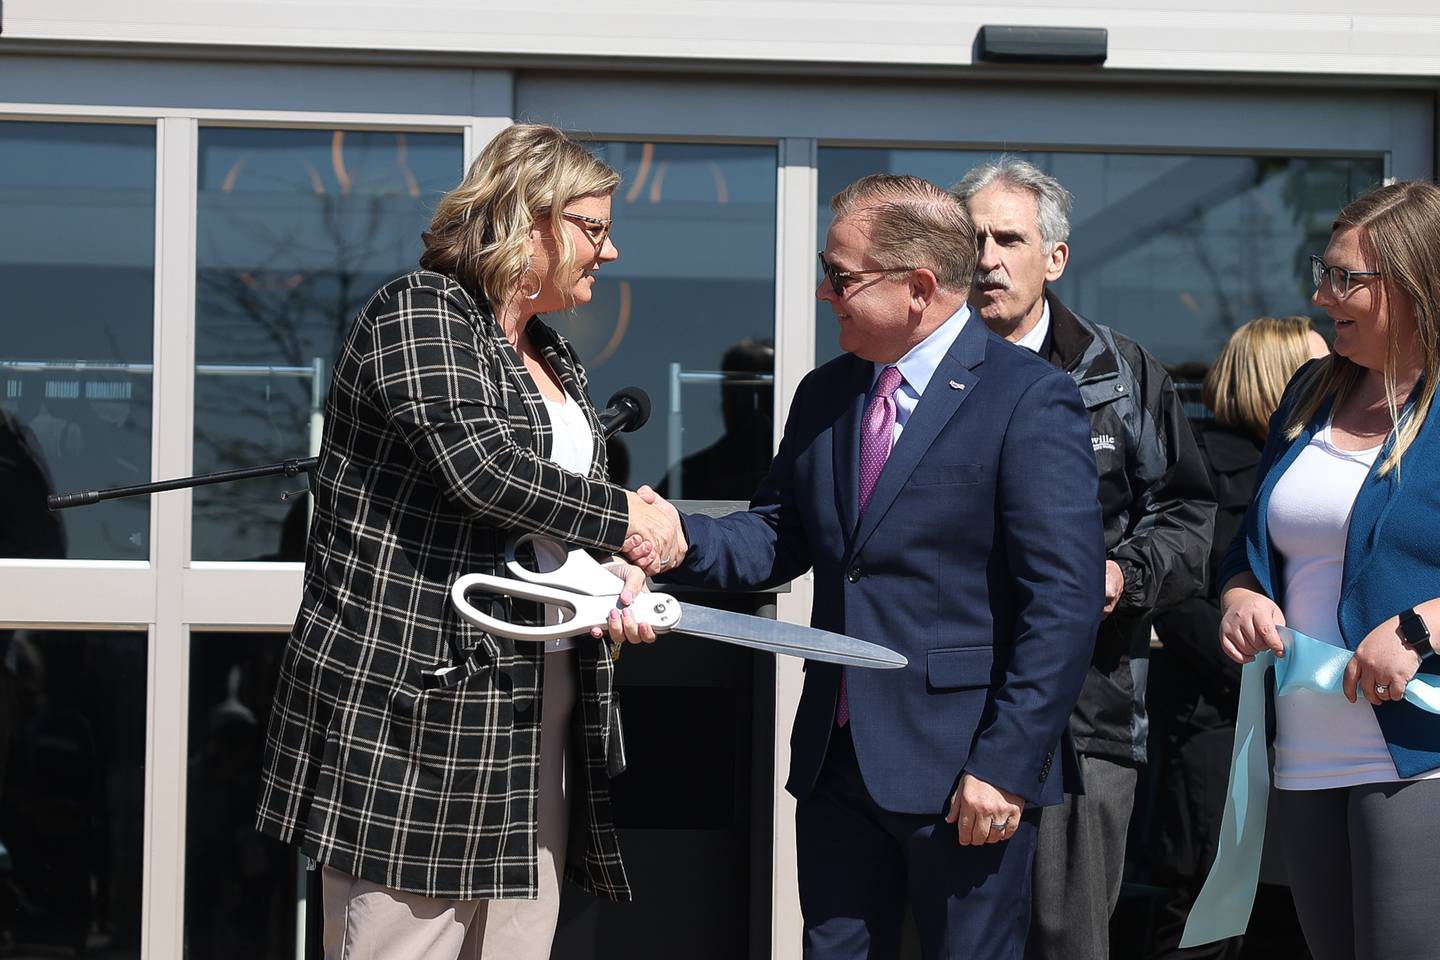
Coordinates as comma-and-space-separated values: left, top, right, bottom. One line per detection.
47, 387, 653, 511
47, 457, 317, 510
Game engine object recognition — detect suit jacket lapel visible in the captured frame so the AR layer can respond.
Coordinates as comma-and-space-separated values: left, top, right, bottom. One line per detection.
851, 316, 986, 556
832, 356, 872, 545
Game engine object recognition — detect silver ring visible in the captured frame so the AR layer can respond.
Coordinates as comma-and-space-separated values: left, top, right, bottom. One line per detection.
659, 556, 672, 567
1375, 683, 1391, 695
990, 818, 1010, 831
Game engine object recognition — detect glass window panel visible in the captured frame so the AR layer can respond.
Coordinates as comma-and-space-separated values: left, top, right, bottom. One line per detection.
185, 632, 302, 959
545, 142, 777, 500
0, 629, 147, 956
0, 122, 155, 560
192, 128, 463, 561
816, 149, 1383, 380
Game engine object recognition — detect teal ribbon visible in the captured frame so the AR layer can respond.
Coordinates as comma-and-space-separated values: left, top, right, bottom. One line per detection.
1181, 626, 1440, 946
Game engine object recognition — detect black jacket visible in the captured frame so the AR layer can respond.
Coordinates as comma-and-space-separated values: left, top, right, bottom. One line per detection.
1151, 424, 1261, 734
257, 271, 633, 901
1041, 291, 1216, 765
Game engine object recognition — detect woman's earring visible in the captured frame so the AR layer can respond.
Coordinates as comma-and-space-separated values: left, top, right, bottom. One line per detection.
519, 259, 542, 301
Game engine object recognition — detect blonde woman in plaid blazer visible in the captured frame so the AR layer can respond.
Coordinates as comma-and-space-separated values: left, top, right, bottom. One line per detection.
255, 124, 685, 959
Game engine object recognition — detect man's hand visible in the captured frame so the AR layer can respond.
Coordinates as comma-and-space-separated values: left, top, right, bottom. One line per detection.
623, 485, 687, 576
945, 772, 1023, 846
1103, 560, 1125, 617
623, 485, 686, 576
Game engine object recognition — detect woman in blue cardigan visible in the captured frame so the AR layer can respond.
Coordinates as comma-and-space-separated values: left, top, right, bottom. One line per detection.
1219, 180, 1440, 960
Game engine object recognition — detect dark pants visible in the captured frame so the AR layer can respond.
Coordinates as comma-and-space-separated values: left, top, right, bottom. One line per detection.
1274, 780, 1440, 960
1025, 753, 1138, 960
796, 727, 1039, 960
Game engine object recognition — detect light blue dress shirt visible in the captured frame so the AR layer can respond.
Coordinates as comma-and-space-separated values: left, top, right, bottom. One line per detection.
870, 304, 971, 444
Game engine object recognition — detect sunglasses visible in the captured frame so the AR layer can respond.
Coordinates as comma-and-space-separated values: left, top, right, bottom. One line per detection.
817, 251, 914, 297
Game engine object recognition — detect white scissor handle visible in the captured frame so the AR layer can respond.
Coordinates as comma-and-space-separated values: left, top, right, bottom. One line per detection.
504, 533, 630, 597
451, 571, 684, 643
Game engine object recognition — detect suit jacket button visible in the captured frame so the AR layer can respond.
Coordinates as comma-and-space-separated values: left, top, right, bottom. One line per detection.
847, 567, 862, 583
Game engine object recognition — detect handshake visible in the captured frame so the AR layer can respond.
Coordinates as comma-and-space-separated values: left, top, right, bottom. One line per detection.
622, 485, 686, 577
587, 485, 685, 648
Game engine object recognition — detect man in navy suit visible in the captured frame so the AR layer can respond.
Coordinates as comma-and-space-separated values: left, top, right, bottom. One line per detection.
631, 174, 1103, 959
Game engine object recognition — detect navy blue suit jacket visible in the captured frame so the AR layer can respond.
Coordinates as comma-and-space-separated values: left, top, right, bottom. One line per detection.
670, 317, 1104, 814
1219, 366, 1440, 778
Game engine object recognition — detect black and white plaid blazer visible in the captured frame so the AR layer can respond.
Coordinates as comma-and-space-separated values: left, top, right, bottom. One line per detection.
256, 269, 634, 900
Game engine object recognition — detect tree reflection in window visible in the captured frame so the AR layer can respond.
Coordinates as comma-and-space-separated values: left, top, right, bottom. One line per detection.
193, 129, 462, 561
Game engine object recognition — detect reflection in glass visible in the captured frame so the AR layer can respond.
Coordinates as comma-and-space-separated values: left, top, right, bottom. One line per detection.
0, 410, 67, 559
816, 149, 1383, 373
185, 633, 298, 960
553, 596, 760, 960
653, 338, 774, 501
0, 629, 147, 956
193, 129, 463, 561
0, 122, 156, 560
551, 142, 777, 500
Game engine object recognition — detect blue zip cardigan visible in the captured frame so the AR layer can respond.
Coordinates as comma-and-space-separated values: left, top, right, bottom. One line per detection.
1218, 363, 1440, 778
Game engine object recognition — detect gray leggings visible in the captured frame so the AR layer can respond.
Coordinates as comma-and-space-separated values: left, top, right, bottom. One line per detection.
1273, 779, 1440, 960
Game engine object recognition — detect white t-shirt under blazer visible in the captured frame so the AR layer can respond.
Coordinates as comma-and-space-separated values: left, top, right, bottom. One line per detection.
533, 390, 596, 654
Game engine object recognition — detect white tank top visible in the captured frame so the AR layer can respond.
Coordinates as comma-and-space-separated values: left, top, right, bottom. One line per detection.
534, 390, 596, 653
1268, 420, 1440, 789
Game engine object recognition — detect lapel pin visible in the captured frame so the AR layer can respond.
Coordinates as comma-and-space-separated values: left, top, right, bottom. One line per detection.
949, 380, 966, 391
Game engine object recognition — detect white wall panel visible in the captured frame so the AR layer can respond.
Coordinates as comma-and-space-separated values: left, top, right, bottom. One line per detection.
7, 1, 1440, 77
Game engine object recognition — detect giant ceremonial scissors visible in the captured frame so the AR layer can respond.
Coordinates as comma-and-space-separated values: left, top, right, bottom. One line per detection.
451, 533, 907, 670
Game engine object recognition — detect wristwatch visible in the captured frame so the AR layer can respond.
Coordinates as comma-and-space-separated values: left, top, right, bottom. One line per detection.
1398, 607, 1433, 659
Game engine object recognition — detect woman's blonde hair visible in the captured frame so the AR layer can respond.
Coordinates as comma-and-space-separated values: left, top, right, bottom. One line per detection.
419, 123, 619, 305
1284, 180, 1440, 476
1205, 316, 1318, 443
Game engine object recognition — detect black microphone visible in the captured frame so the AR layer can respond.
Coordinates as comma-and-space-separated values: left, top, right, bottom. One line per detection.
597, 387, 651, 439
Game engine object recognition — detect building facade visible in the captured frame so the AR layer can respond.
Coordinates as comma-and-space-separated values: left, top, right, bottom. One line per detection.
1, 4, 1437, 957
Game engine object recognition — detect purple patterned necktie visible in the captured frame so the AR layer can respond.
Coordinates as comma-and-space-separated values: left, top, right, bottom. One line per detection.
837, 365, 905, 728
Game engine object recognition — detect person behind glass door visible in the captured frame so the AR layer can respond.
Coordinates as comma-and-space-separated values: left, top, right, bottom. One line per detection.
654, 336, 774, 500
0, 407, 67, 559
1147, 316, 1327, 960
255, 123, 686, 960
1219, 180, 1440, 960
632, 174, 1104, 960
951, 156, 1216, 960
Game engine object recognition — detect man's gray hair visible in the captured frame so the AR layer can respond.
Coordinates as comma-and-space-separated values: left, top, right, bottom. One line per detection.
950, 156, 1073, 251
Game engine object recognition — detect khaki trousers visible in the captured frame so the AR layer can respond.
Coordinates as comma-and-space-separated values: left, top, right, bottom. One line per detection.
322, 649, 577, 960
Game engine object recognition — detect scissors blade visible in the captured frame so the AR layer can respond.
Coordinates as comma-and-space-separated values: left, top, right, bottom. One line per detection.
673, 605, 906, 670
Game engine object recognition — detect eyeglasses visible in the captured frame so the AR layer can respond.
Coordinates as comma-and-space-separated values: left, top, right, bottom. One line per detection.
563, 211, 613, 257
817, 251, 914, 297
1311, 255, 1380, 298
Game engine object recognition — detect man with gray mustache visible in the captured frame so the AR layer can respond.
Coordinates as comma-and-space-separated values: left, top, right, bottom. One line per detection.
952, 158, 1215, 960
